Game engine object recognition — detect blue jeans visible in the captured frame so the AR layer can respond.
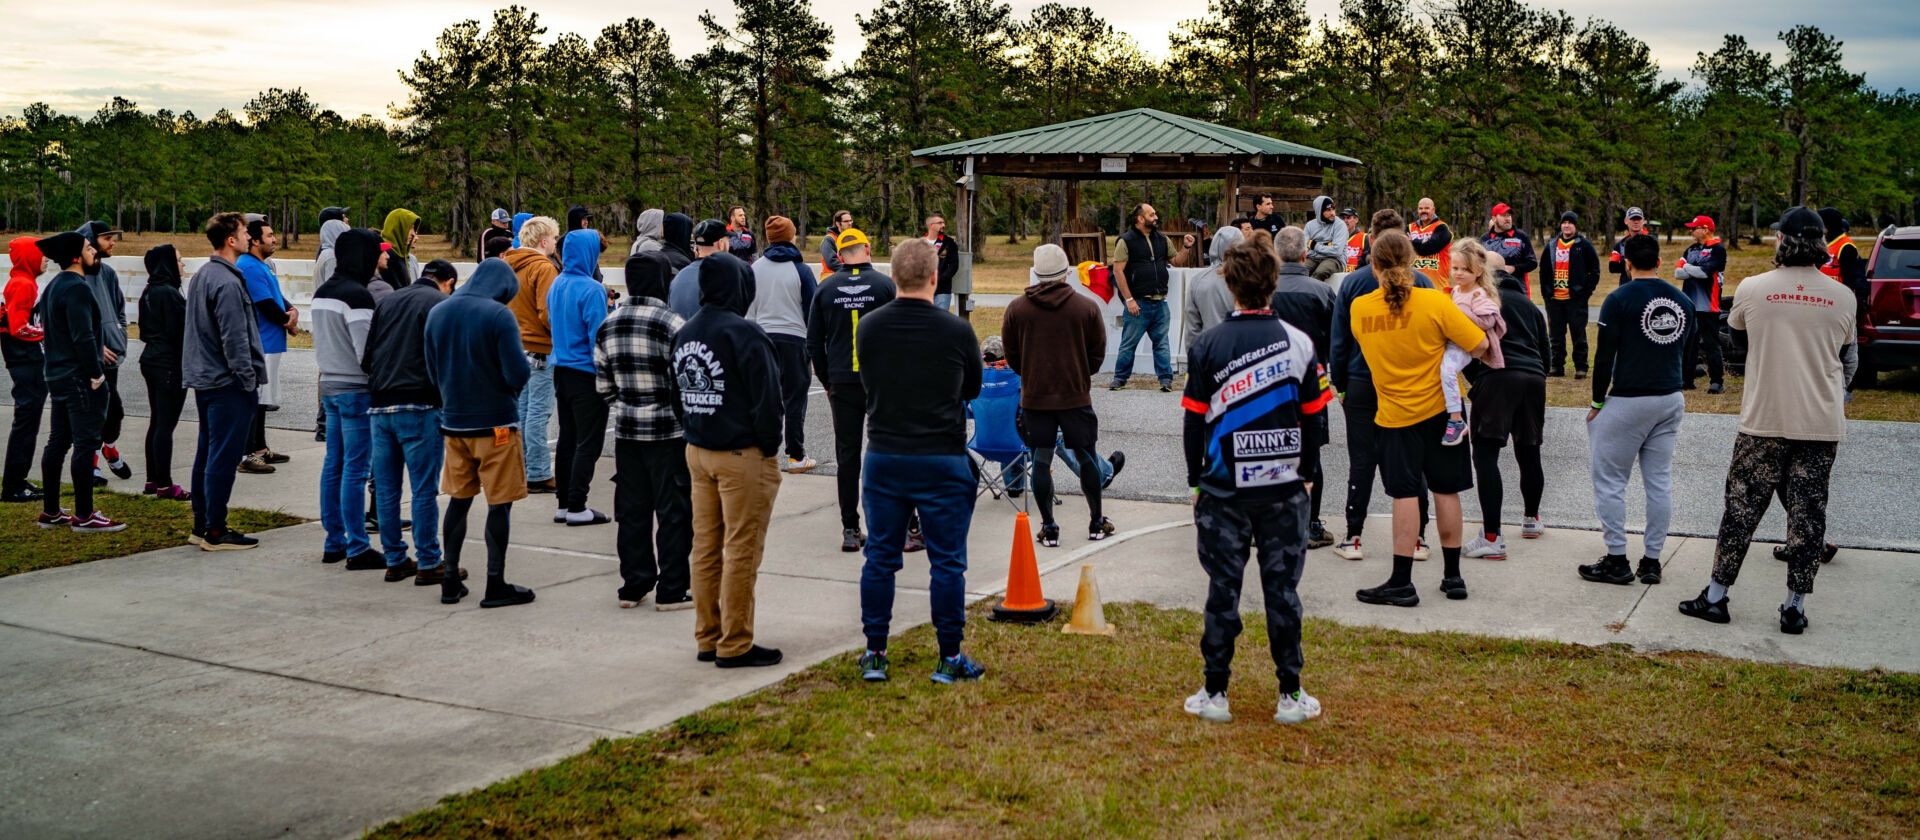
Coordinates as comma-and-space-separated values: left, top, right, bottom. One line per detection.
933, 293, 953, 313
320, 392, 372, 556
1112, 297, 1173, 385
191, 385, 257, 533
371, 408, 444, 568
516, 359, 554, 482
860, 452, 977, 654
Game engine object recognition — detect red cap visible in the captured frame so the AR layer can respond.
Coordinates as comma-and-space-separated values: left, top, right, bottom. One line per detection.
379, 242, 394, 251
1684, 215, 1715, 231
1489, 203, 1511, 217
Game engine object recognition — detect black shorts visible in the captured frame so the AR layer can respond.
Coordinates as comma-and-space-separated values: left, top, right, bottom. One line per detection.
1378, 411, 1474, 499
1019, 406, 1098, 450
1467, 370, 1546, 447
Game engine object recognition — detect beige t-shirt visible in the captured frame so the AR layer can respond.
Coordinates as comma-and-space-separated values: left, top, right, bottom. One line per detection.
1727, 266, 1855, 441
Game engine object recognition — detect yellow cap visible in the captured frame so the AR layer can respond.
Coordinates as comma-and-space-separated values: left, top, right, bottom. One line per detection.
835, 227, 870, 251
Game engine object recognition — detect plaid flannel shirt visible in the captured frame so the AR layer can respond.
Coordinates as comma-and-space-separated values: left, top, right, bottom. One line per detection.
594, 296, 686, 441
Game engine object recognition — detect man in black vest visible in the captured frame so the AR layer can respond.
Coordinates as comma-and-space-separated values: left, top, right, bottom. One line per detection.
1108, 203, 1176, 392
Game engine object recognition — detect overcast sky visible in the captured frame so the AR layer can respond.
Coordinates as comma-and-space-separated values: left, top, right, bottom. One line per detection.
5, 1, 1915, 120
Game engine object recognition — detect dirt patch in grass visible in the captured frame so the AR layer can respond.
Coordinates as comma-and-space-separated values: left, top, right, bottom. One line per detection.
0, 485, 304, 577
370, 603, 1919, 839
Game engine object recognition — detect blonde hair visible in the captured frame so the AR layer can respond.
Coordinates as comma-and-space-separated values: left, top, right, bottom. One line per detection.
1449, 238, 1500, 298
892, 237, 937, 292
1370, 230, 1416, 314
518, 216, 560, 251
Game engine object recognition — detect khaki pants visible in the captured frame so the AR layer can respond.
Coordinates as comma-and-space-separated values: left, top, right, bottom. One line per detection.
686, 445, 783, 657
1306, 255, 1340, 280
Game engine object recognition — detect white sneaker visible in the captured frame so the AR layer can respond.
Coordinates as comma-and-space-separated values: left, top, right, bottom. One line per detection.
1463, 533, 1507, 560
1413, 539, 1430, 561
1183, 688, 1232, 723
1521, 517, 1544, 539
1274, 689, 1322, 724
1332, 537, 1364, 561
786, 456, 817, 473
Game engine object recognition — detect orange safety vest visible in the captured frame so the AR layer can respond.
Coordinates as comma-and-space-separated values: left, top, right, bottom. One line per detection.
1345, 231, 1369, 272
1820, 234, 1857, 282
1409, 219, 1451, 286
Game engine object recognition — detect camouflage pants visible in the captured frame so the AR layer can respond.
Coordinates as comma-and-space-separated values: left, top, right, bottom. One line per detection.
1711, 434, 1837, 594
1195, 486, 1309, 694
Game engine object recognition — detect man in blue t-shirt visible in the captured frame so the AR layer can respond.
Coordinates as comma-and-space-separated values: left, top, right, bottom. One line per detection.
1180, 238, 1332, 727
236, 217, 296, 470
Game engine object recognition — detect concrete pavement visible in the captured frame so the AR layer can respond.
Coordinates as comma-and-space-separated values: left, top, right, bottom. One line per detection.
1, 395, 1916, 838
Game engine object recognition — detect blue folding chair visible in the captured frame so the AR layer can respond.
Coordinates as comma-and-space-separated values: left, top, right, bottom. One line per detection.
968, 366, 1029, 512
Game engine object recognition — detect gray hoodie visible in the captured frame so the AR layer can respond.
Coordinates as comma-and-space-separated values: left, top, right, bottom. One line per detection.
182, 255, 267, 392
1303, 196, 1346, 262
1181, 226, 1244, 351
311, 219, 349, 292
629, 208, 664, 256
77, 223, 128, 367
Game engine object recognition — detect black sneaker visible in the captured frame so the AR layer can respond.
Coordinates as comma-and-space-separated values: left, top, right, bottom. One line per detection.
1548, 368, 1565, 378
321, 550, 346, 564
1578, 555, 1636, 585
1159, 383, 1173, 393
384, 560, 418, 582
1089, 517, 1115, 542
415, 565, 468, 586
653, 592, 695, 612
1108, 381, 1126, 391
480, 582, 536, 608
1037, 523, 1060, 548
1678, 588, 1731, 624
1439, 576, 1468, 600
441, 581, 469, 605
1779, 604, 1808, 635
1, 485, 43, 503
697, 649, 717, 662
716, 645, 783, 668
345, 550, 386, 571
841, 528, 865, 553
1104, 451, 1125, 488
1573, 370, 1587, 380
200, 528, 259, 550
1637, 557, 1662, 585
1707, 381, 1725, 394
1306, 520, 1334, 550
1356, 583, 1420, 607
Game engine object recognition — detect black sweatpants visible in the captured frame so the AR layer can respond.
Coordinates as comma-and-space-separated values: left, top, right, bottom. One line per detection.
827, 381, 866, 530
1544, 297, 1590, 374
140, 364, 187, 487
42, 380, 108, 517
1684, 310, 1725, 385
614, 437, 693, 603
1340, 380, 1426, 540
1195, 485, 1309, 695
771, 335, 809, 461
4, 362, 46, 490
552, 366, 609, 513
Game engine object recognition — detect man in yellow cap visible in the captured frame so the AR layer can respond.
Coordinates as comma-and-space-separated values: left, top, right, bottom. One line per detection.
806, 228, 896, 552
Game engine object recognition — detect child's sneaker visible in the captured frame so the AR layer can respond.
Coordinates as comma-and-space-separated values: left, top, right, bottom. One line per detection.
1440, 419, 1468, 446
859, 650, 890, 682
36, 509, 74, 529
1331, 537, 1363, 560
1183, 688, 1232, 723
1462, 533, 1507, 560
930, 652, 985, 684
70, 511, 129, 533
1274, 689, 1322, 724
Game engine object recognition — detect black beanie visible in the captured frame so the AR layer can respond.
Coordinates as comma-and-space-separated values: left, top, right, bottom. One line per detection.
1560, 211, 1579, 226
37, 232, 85, 268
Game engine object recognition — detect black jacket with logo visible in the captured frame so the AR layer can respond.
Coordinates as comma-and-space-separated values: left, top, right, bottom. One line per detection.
806, 263, 895, 385
673, 253, 783, 456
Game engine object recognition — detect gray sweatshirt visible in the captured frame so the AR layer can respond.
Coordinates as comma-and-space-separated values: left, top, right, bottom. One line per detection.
1181, 227, 1243, 351
83, 262, 127, 367
182, 256, 266, 392
1302, 196, 1346, 262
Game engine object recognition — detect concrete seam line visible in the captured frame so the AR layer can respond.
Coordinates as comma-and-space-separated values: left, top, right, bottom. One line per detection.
0, 618, 637, 736
478, 540, 935, 596
967, 518, 1193, 599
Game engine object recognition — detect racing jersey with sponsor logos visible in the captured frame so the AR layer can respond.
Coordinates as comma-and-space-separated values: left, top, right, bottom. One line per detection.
1182, 311, 1331, 501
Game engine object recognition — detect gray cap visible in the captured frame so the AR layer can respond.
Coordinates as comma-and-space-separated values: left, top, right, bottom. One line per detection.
491, 208, 511, 224
1624, 206, 1645, 220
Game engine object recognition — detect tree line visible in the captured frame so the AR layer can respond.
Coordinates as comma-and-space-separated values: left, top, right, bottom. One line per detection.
3, 0, 1916, 255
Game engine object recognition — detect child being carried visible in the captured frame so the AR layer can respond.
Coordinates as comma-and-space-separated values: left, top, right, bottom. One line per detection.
1439, 239, 1507, 445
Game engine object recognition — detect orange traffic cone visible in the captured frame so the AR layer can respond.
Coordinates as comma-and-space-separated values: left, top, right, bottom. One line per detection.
1061, 563, 1116, 636
991, 512, 1058, 624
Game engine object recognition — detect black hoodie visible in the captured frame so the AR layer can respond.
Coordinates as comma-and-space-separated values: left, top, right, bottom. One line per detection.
313, 228, 381, 394
364, 270, 448, 408
671, 252, 782, 456
624, 252, 672, 303
1465, 270, 1551, 381
39, 259, 102, 386
138, 245, 186, 373
661, 213, 695, 274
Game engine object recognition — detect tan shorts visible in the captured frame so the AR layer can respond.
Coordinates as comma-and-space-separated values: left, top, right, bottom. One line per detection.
442, 431, 529, 503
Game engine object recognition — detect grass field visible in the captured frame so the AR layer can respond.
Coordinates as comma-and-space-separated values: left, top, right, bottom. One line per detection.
0, 484, 304, 577
369, 602, 1920, 839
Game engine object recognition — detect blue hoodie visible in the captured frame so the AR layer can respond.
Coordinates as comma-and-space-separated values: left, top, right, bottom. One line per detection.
425, 258, 531, 432
547, 229, 610, 373
509, 212, 533, 248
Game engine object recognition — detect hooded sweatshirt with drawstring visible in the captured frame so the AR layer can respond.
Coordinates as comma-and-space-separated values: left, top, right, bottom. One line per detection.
660, 213, 695, 274
37, 235, 102, 388
1181, 226, 1244, 349
137, 245, 186, 375
745, 240, 816, 340
379, 209, 421, 289
505, 243, 561, 355
630, 208, 665, 256
312, 219, 350, 289
425, 258, 529, 432
3, 237, 45, 369
547, 229, 611, 374
1002, 267, 1107, 411
672, 252, 782, 456
312, 228, 381, 395
363, 260, 449, 409
76, 222, 127, 368
1303, 196, 1346, 263
509, 212, 533, 248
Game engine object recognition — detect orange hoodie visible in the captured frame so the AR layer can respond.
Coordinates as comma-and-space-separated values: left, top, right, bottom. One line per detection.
502, 246, 559, 353
5, 237, 45, 343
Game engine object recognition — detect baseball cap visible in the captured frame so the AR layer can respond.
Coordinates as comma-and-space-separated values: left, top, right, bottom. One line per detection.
79, 220, 124, 239
835, 227, 871, 251
421, 258, 458, 281
379, 242, 393, 252
1624, 206, 1645, 220
1771, 206, 1825, 239
1684, 215, 1715, 231
1338, 207, 1358, 218
691, 218, 728, 247
1489, 202, 1511, 217
490, 208, 510, 224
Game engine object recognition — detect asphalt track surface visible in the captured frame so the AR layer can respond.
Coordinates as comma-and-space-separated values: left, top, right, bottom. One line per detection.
7, 343, 1914, 553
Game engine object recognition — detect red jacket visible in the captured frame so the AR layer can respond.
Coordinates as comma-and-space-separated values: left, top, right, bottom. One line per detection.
5, 236, 45, 341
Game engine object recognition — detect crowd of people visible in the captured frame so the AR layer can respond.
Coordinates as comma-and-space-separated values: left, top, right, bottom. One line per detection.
0, 193, 1860, 710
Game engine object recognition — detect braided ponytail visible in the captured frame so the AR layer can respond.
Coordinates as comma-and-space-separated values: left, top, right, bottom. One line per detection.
1370, 230, 1417, 315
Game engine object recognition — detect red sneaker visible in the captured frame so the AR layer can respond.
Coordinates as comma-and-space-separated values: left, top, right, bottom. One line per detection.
70, 511, 129, 533
36, 509, 73, 529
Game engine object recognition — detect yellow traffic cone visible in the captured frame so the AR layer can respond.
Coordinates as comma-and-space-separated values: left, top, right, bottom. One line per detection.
1061, 563, 1115, 636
